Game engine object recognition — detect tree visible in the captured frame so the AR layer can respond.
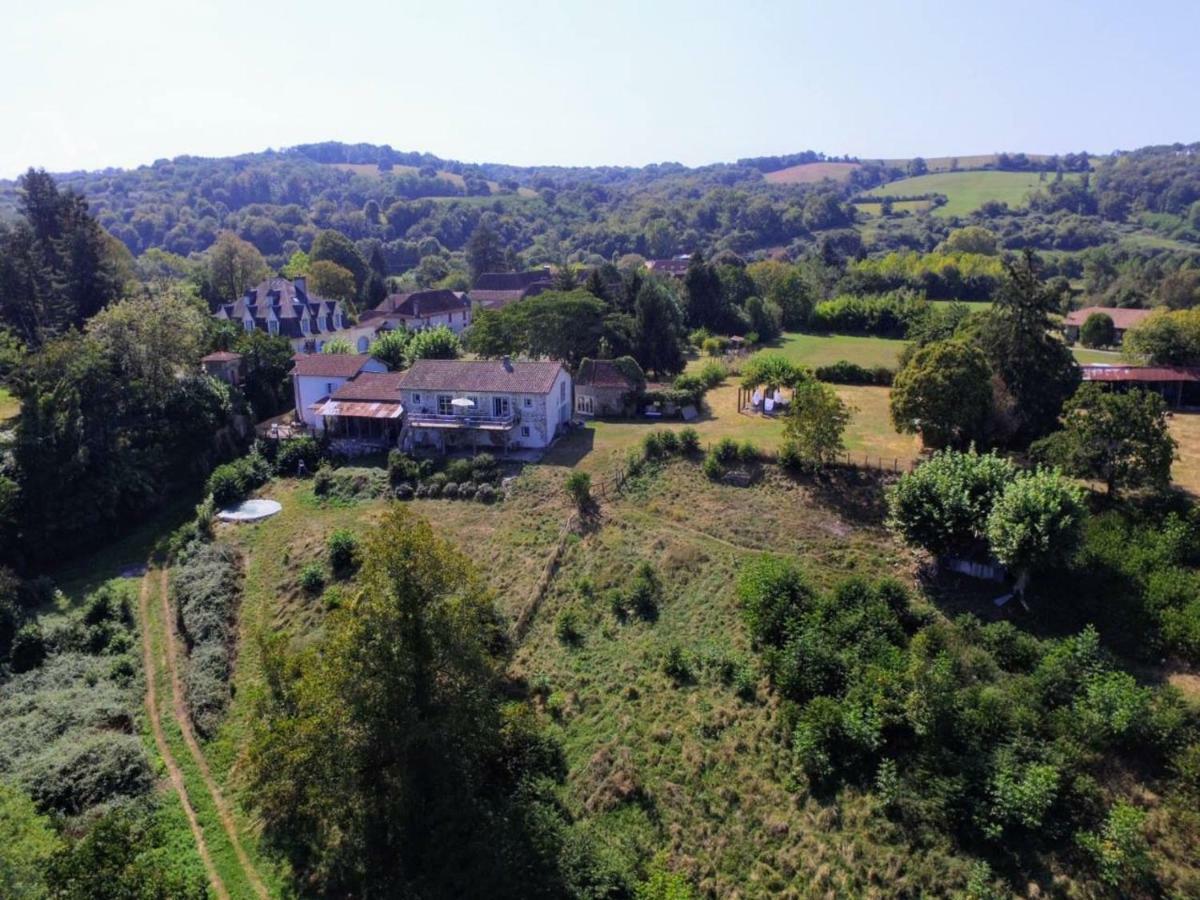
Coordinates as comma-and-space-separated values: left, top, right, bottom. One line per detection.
234, 329, 295, 419
941, 226, 999, 256
0, 780, 61, 899
986, 468, 1085, 579
311, 230, 368, 297
245, 507, 593, 896
1123, 308, 1200, 365
322, 338, 354, 354
781, 380, 851, 469
682, 254, 729, 331
564, 471, 592, 510
463, 308, 516, 358
206, 231, 269, 302
281, 250, 311, 279
633, 278, 686, 378
308, 260, 357, 304
1079, 312, 1115, 348
405, 326, 461, 364
907, 157, 928, 177
976, 250, 1080, 444
890, 339, 994, 449
746, 260, 814, 329
1036, 384, 1177, 496
370, 330, 410, 370
887, 448, 1016, 557
465, 221, 506, 284
507, 291, 607, 369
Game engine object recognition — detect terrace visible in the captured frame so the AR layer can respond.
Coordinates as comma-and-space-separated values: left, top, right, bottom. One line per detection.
406, 410, 518, 430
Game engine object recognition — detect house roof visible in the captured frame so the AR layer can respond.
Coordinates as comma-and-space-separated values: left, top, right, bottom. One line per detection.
473, 269, 552, 291
379, 289, 469, 318
645, 256, 692, 276
201, 351, 242, 363
226, 277, 338, 321
470, 281, 553, 309
289, 354, 376, 378
398, 359, 566, 394
330, 372, 407, 402
1064, 306, 1154, 330
576, 359, 637, 390
1082, 364, 1200, 383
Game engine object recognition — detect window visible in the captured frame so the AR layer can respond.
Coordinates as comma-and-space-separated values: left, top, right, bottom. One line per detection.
524, 397, 533, 408
321, 315, 329, 331
357, 336, 369, 352
412, 393, 421, 404
301, 318, 310, 334
437, 395, 453, 415
521, 426, 530, 438
326, 383, 335, 396
493, 397, 510, 417
560, 381, 567, 402
334, 313, 344, 329
268, 320, 279, 335
244, 318, 255, 332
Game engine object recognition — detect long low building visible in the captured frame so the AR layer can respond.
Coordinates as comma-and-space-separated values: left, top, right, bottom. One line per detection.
1063, 306, 1153, 345
1081, 364, 1200, 407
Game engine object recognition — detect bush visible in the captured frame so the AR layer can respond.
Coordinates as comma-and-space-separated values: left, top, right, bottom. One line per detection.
475, 483, 495, 503
471, 453, 498, 484
275, 437, 322, 475
206, 463, 246, 507
628, 562, 661, 621
815, 360, 895, 386
388, 450, 430, 484
173, 542, 241, 736
394, 483, 414, 500
555, 609, 581, 645
444, 458, 474, 484
11, 621, 46, 673
300, 563, 325, 594
679, 427, 700, 454
701, 336, 727, 356
425, 482, 442, 498
658, 430, 680, 455
663, 644, 691, 683
809, 291, 929, 338
313, 463, 335, 496
1080, 312, 1116, 349
565, 471, 592, 510
459, 483, 478, 501
327, 529, 359, 575
713, 437, 740, 465
642, 431, 664, 460
21, 731, 152, 815
696, 360, 728, 388
702, 452, 724, 481
442, 482, 459, 499
738, 440, 759, 464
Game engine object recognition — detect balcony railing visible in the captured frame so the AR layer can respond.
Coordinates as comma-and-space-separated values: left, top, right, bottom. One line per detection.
406, 410, 518, 430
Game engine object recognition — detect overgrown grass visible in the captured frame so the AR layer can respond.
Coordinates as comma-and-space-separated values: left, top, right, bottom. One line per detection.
0, 385, 19, 420
865, 171, 1080, 217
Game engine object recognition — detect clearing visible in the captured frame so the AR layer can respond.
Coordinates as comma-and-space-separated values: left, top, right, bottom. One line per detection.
864, 170, 1076, 217
763, 161, 860, 184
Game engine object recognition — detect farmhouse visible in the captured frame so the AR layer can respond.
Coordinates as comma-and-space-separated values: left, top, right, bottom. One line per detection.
644, 256, 692, 278
289, 354, 387, 433
574, 358, 645, 417
215, 276, 349, 351
364, 289, 472, 334
1081, 364, 1200, 407
1063, 306, 1153, 345
398, 358, 572, 453
469, 268, 554, 309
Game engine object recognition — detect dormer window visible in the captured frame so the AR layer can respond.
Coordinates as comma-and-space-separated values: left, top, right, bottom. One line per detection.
334, 313, 344, 330
321, 315, 329, 331
301, 318, 310, 335
243, 318, 255, 332
269, 320, 279, 335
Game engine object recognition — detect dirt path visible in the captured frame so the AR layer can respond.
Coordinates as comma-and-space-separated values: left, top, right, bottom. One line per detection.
138, 573, 230, 900
155, 568, 271, 900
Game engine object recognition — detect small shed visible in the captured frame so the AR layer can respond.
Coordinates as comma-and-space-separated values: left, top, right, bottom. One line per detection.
574, 358, 645, 417
201, 351, 243, 386
1081, 364, 1200, 407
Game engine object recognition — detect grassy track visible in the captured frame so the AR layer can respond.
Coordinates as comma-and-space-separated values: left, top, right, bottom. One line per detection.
864, 170, 1077, 217
138, 566, 278, 898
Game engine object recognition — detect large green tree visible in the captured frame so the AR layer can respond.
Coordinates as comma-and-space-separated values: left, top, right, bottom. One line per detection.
465, 221, 507, 284
246, 507, 610, 896
633, 278, 686, 377
1036, 384, 1177, 496
782, 380, 851, 468
890, 339, 994, 450
205, 230, 269, 303
311, 229, 368, 298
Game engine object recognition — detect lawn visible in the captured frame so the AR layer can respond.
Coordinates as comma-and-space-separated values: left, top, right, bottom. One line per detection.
1168, 412, 1200, 496
853, 199, 930, 217
0, 386, 19, 421
864, 170, 1077, 217
749, 332, 909, 369
1070, 346, 1134, 366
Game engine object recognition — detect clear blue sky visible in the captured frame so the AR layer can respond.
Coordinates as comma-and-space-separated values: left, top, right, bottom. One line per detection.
3, 0, 1198, 177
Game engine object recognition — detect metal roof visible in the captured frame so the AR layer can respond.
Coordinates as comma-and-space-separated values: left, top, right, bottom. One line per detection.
1081, 364, 1200, 383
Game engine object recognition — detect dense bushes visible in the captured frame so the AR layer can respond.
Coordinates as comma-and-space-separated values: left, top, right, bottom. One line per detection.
809, 290, 929, 338
389, 451, 505, 503
206, 448, 272, 507
814, 360, 894, 386
737, 553, 1198, 890
172, 541, 241, 737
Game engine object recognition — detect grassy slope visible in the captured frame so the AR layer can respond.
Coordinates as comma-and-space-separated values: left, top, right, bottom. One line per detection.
0, 386, 18, 421
865, 171, 1074, 217
763, 162, 860, 184
214, 459, 979, 896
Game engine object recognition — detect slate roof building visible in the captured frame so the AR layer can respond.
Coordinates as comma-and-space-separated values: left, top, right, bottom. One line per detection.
365, 289, 473, 333
214, 277, 348, 350
469, 268, 554, 309
574, 358, 645, 417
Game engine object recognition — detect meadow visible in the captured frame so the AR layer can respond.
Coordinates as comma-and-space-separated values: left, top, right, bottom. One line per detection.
864, 170, 1075, 217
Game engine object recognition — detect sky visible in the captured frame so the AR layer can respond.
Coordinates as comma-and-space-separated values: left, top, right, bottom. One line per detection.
2, 0, 1198, 178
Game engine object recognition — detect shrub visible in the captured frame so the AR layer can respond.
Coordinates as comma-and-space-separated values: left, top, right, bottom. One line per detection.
394, 483, 414, 500
173, 542, 241, 736
1080, 312, 1116, 349
658, 430, 680, 455
713, 437, 740, 465
555, 609, 582, 645
471, 453, 498, 483
815, 360, 895, 386
11, 621, 46, 673
442, 482, 459, 499
300, 563, 325, 594
21, 731, 152, 815
459, 483, 478, 501
312, 463, 335, 496
672, 373, 705, 403
628, 562, 661, 621
565, 471, 592, 510
388, 450, 430, 484
702, 452, 724, 481
425, 482, 442, 498
642, 431, 664, 460
777, 442, 803, 471
444, 458, 474, 484
275, 437, 322, 475
206, 462, 247, 507
475, 484, 495, 503
697, 360, 728, 388
663, 644, 691, 683
738, 440, 759, 464
327, 530, 359, 576
701, 336, 727, 356
679, 427, 700, 454
688, 327, 712, 348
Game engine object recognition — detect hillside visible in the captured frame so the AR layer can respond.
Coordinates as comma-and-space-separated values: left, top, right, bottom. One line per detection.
864, 170, 1079, 217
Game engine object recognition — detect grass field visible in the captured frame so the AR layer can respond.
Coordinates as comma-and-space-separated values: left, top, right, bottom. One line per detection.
865, 170, 1074, 217
853, 199, 930, 217
0, 386, 18, 420
326, 162, 517, 196
763, 162, 860, 184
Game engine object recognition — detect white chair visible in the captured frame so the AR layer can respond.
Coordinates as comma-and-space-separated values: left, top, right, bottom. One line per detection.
751, 390, 763, 409
764, 397, 775, 414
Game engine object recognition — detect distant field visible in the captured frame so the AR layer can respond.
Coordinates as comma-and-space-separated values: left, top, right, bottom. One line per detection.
873, 154, 1067, 173
865, 170, 1073, 217
1070, 346, 1136, 366
327, 162, 504, 195
853, 199, 930, 217
764, 161, 860, 185
755, 332, 908, 369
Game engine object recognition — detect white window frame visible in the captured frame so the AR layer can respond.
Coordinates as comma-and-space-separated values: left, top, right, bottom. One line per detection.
523, 397, 533, 408
268, 320, 279, 335
493, 396, 510, 417
521, 426, 530, 438
437, 394, 453, 415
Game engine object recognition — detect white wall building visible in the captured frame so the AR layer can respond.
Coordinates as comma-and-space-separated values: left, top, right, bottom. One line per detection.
289, 354, 387, 432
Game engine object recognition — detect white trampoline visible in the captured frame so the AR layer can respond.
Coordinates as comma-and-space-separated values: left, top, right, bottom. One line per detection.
217, 498, 282, 522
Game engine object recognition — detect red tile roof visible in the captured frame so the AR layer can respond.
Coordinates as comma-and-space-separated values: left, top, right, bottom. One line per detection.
290, 354, 375, 378
398, 359, 565, 394
1064, 306, 1154, 330
576, 359, 637, 389
330, 372, 407, 401
1082, 365, 1200, 383
645, 257, 692, 276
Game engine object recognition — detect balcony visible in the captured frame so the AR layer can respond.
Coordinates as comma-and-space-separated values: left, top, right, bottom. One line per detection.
406, 410, 518, 431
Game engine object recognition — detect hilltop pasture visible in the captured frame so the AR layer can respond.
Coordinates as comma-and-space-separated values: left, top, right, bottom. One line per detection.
865, 170, 1075, 217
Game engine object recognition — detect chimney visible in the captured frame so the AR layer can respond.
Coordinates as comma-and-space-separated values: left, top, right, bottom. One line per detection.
293, 275, 307, 295
502, 356, 513, 372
